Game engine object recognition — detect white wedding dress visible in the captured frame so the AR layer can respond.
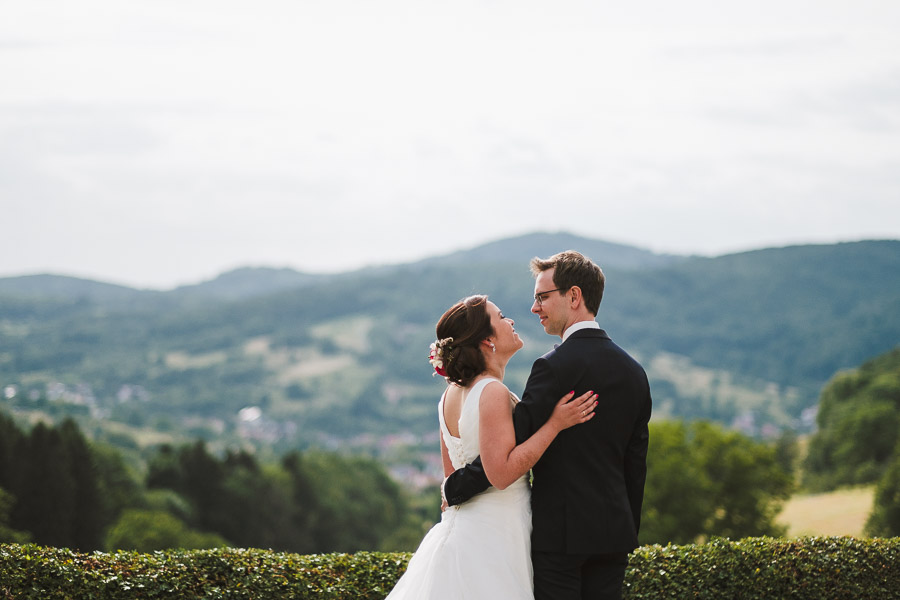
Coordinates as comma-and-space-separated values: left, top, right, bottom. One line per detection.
385, 377, 533, 599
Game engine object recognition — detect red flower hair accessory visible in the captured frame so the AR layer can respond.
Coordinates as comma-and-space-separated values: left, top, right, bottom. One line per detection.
429, 337, 454, 377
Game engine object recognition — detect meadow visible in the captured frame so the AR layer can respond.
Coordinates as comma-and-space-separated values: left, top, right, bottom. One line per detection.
777, 486, 875, 538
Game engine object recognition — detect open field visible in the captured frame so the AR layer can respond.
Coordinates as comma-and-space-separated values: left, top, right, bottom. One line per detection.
777, 486, 875, 538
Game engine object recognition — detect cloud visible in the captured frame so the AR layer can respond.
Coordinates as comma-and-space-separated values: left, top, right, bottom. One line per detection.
664, 34, 847, 59
1, 0, 898, 287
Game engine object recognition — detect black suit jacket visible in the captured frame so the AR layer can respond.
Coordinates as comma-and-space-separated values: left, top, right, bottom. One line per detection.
443, 328, 651, 555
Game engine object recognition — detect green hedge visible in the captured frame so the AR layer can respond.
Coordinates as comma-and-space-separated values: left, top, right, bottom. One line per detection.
0, 546, 406, 600
625, 537, 900, 599
1, 537, 898, 599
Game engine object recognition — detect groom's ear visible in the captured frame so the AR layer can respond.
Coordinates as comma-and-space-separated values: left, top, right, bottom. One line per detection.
569, 286, 584, 309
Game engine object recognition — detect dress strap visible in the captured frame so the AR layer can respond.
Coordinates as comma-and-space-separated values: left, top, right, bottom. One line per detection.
467, 376, 500, 397
461, 377, 503, 414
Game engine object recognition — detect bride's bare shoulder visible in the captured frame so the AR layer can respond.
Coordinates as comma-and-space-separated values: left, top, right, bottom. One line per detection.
480, 379, 512, 403
444, 383, 464, 403
443, 384, 464, 417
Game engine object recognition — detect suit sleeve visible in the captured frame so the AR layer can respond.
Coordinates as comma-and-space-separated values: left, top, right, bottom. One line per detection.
442, 456, 491, 506
624, 380, 652, 534
513, 357, 560, 445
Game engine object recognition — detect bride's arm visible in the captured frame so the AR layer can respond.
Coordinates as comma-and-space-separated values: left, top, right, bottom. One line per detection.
479, 382, 596, 490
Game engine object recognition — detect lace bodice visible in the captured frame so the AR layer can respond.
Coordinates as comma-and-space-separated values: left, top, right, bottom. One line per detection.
438, 377, 518, 470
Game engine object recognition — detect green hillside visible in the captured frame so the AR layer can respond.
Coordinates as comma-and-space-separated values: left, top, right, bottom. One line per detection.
1, 233, 898, 481
804, 347, 900, 491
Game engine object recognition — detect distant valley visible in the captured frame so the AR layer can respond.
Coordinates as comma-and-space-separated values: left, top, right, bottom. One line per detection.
1, 232, 898, 486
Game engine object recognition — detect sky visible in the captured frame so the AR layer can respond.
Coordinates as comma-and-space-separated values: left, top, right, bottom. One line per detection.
2, 0, 898, 290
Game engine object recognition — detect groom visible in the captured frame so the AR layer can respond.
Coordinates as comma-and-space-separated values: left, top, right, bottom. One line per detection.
443, 250, 651, 600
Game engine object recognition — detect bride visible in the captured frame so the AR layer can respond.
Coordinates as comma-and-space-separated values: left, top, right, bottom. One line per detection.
386, 295, 597, 599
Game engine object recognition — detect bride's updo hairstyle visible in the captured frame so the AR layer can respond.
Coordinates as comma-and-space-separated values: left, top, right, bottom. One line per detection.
435, 295, 494, 387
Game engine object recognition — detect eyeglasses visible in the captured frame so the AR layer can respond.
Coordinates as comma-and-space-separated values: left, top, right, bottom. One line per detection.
533, 288, 564, 307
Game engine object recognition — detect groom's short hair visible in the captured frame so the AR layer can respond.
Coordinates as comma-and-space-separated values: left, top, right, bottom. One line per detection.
530, 250, 605, 316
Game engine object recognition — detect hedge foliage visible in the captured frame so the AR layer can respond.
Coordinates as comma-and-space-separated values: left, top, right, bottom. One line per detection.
2, 536, 898, 599
625, 536, 900, 599
0, 546, 406, 600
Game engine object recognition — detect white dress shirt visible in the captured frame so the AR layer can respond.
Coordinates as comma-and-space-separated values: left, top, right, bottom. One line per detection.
561, 319, 600, 344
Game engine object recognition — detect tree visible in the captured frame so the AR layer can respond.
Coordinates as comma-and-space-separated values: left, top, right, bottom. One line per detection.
11, 422, 78, 547
212, 450, 296, 551
0, 487, 29, 544
147, 440, 226, 536
105, 509, 227, 552
639, 420, 793, 545
774, 429, 800, 477
281, 452, 319, 554
58, 419, 106, 549
0, 416, 26, 544
804, 348, 900, 491
865, 449, 900, 537
302, 452, 412, 552
0, 412, 24, 492
91, 443, 144, 529
640, 420, 713, 544
0, 413, 129, 549
690, 421, 792, 539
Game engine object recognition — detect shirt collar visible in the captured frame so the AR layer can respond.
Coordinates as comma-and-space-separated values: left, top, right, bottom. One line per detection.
561, 319, 600, 344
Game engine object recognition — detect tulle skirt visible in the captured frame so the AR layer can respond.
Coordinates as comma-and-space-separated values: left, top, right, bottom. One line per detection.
385, 478, 533, 599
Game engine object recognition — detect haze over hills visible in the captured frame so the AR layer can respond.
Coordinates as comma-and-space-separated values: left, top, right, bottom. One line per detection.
0, 231, 679, 299
1, 232, 898, 484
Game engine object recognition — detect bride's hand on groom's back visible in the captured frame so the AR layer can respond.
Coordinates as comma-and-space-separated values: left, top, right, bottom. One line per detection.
549, 390, 598, 432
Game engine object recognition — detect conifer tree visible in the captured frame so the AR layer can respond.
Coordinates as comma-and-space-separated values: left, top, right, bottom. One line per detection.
282, 451, 320, 553
59, 419, 105, 549
0, 413, 23, 492
12, 422, 77, 547
0, 487, 29, 543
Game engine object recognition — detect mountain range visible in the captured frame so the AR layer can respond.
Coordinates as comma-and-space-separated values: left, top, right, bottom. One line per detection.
1, 232, 898, 477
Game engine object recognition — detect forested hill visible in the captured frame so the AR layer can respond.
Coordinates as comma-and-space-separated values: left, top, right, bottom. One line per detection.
804, 346, 900, 493
1, 233, 898, 461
